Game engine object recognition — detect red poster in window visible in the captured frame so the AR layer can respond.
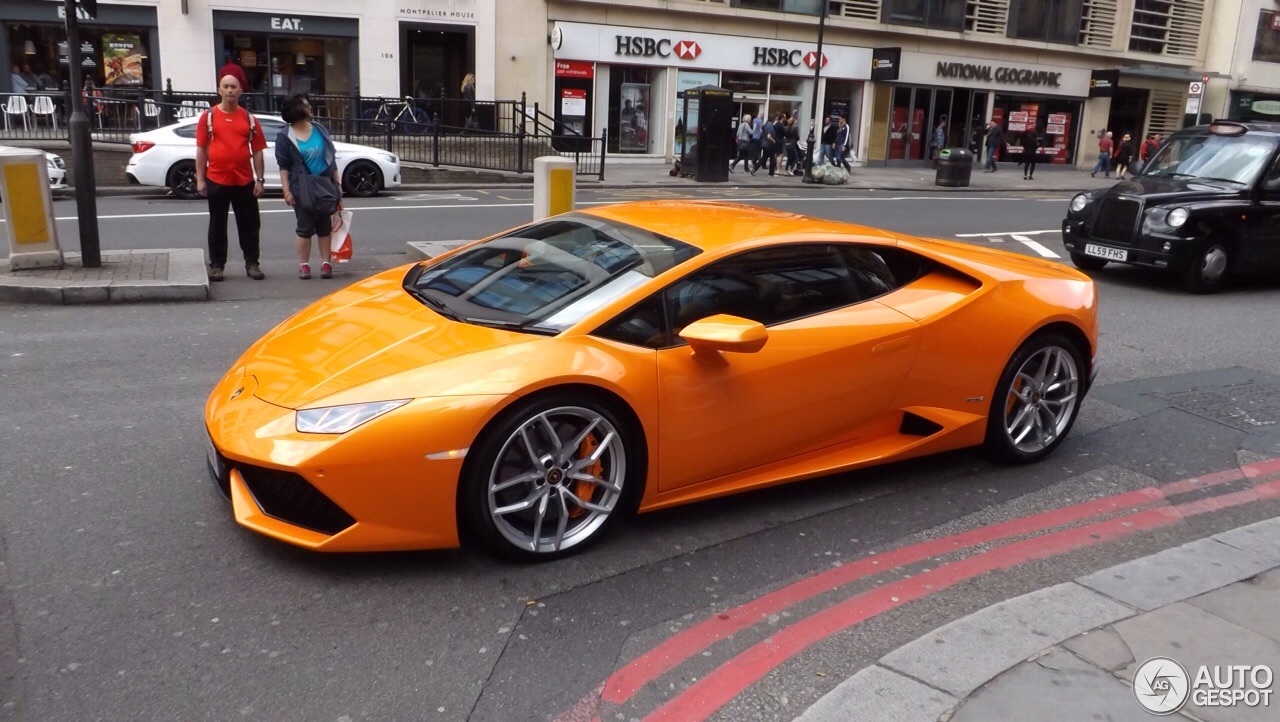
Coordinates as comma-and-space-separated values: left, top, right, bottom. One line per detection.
1271, 13, 1280, 31
910, 107, 924, 159
555, 60, 594, 79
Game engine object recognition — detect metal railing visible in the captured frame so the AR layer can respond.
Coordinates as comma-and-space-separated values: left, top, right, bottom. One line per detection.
0, 86, 607, 178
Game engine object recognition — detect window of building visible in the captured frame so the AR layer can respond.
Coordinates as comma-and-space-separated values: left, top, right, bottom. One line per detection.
1253, 11, 1280, 64
731, 0, 824, 13
7, 22, 156, 93
882, 0, 966, 31
1128, 0, 1205, 57
1009, 0, 1084, 44
607, 65, 654, 154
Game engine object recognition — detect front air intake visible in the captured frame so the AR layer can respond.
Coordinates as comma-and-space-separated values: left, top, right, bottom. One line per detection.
239, 465, 355, 536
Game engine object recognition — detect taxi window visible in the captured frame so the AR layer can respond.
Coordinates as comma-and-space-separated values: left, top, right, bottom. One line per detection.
1145, 133, 1279, 185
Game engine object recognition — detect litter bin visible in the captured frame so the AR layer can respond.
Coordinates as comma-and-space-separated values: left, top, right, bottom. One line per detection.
935, 147, 974, 188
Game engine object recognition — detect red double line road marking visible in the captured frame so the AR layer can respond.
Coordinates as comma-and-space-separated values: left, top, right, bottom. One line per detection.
554, 456, 1280, 722
643, 474, 1280, 722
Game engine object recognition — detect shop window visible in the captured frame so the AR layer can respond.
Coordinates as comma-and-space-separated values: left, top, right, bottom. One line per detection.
993, 94, 1081, 166
882, 0, 966, 31
1008, 0, 1084, 44
1253, 11, 1280, 64
607, 66, 653, 154
7, 23, 155, 93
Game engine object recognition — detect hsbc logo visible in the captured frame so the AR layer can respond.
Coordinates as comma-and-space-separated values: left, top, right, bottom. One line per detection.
674, 40, 702, 60
804, 51, 828, 69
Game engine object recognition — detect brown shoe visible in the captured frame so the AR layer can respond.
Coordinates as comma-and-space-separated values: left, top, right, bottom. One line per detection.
246, 262, 265, 280
208, 265, 224, 282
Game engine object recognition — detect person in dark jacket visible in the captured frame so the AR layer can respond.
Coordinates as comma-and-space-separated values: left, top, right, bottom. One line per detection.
820, 116, 839, 166
276, 93, 342, 280
984, 120, 1005, 172
729, 113, 755, 175
1022, 129, 1041, 180
1113, 133, 1135, 179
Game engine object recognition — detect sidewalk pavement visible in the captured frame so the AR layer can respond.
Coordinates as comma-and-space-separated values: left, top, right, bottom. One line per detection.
796, 516, 1280, 722
5, 160, 1119, 305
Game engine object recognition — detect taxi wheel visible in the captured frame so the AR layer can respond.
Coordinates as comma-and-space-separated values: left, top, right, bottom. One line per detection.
984, 333, 1085, 464
459, 392, 643, 562
1068, 252, 1109, 271
1182, 241, 1230, 294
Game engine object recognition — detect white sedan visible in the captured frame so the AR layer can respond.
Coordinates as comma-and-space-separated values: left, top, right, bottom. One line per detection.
125, 114, 401, 199
0, 146, 66, 191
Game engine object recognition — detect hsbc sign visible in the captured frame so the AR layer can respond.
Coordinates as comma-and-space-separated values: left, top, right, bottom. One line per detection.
616, 35, 701, 60
675, 40, 702, 60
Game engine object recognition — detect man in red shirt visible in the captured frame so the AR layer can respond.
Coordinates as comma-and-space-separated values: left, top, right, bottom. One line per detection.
196, 74, 267, 281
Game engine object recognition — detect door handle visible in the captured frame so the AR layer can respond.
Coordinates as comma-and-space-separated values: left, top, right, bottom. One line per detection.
872, 336, 912, 356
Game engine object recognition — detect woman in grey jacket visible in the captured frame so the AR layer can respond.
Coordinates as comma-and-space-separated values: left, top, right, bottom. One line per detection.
276, 94, 342, 279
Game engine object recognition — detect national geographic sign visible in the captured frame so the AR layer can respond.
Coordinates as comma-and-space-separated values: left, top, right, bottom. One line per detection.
1090, 69, 1119, 98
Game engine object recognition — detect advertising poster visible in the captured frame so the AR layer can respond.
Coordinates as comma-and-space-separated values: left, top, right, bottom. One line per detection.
619, 83, 650, 152
103, 33, 143, 86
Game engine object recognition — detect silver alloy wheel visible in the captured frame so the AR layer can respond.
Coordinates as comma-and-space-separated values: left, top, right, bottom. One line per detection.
487, 406, 626, 554
1197, 244, 1228, 285
1002, 346, 1080, 455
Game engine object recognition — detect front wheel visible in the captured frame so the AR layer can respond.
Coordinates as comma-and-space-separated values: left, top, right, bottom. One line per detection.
342, 160, 383, 197
984, 333, 1085, 464
1069, 252, 1109, 271
1181, 240, 1230, 294
460, 394, 642, 561
167, 160, 199, 200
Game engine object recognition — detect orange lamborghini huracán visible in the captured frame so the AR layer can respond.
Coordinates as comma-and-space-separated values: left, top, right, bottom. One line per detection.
206, 202, 1098, 560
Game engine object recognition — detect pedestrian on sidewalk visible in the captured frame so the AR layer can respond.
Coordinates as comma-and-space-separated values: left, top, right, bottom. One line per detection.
729, 113, 754, 175
195, 74, 267, 282
277, 94, 342, 280
784, 116, 801, 175
749, 116, 763, 172
1022, 129, 1041, 180
1091, 131, 1114, 178
984, 119, 1005, 173
1114, 133, 1134, 179
820, 116, 839, 166
760, 114, 779, 176
835, 115, 853, 172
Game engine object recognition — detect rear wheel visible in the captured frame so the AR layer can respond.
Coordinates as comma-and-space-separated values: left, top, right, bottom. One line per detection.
342, 161, 383, 197
1181, 240, 1230, 294
167, 160, 198, 200
984, 333, 1084, 464
1069, 252, 1109, 271
460, 393, 641, 561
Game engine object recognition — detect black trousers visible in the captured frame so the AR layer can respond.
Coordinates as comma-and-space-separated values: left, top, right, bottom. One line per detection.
206, 180, 260, 267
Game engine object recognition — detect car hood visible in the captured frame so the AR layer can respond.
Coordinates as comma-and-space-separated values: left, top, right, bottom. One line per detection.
1104, 175, 1244, 204
333, 140, 389, 157
242, 267, 537, 408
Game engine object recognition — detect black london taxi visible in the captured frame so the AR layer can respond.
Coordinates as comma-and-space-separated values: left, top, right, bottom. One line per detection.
1062, 121, 1280, 293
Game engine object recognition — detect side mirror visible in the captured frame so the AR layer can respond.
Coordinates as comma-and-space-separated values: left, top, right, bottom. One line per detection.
679, 314, 768, 354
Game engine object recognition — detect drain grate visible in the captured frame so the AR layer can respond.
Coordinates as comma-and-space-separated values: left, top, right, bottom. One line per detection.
1160, 381, 1280, 431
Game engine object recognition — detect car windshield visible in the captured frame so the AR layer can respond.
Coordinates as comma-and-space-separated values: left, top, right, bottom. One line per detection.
404, 214, 700, 333
1141, 132, 1278, 185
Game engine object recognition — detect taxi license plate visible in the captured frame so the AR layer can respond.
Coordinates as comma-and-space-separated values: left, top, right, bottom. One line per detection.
1084, 244, 1128, 262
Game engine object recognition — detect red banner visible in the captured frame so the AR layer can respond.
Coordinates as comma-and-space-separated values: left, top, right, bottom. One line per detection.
555, 60, 594, 79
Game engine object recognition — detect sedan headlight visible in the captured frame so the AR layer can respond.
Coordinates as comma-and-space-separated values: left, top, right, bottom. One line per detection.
296, 400, 410, 434
1166, 207, 1189, 228
1069, 193, 1090, 213
380, 153, 398, 164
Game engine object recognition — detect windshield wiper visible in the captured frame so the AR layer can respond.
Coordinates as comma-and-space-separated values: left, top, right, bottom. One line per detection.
464, 317, 559, 336
404, 286, 461, 321
1193, 176, 1245, 185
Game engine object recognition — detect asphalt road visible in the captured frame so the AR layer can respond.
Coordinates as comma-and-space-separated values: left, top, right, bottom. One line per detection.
3, 188, 1280, 721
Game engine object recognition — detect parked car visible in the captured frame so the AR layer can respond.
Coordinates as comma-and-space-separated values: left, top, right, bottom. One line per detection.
1063, 121, 1280, 293
0, 146, 66, 191
125, 114, 401, 200
206, 201, 1099, 560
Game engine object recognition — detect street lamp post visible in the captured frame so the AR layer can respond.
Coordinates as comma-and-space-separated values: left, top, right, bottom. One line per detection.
64, 0, 101, 268
801, 0, 829, 185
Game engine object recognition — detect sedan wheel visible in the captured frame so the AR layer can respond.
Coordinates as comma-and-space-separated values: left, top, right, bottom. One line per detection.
1182, 241, 1229, 294
463, 396, 639, 560
168, 160, 198, 200
985, 334, 1083, 463
342, 160, 382, 197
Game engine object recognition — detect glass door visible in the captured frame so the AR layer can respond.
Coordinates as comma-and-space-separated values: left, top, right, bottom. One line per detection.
889, 86, 912, 161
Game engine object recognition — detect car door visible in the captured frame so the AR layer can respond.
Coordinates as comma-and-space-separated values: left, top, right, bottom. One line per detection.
1246, 154, 1280, 272
649, 244, 921, 492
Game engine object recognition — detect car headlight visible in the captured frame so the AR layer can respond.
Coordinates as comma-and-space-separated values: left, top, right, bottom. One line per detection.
380, 153, 398, 164
295, 400, 410, 434
1070, 193, 1090, 213
1166, 207, 1189, 228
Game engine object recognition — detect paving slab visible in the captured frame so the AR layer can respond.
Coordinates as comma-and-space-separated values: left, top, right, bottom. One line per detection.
1061, 626, 1136, 673
792, 665, 956, 722
1214, 518, 1280, 563
1186, 568, 1280, 644
1077, 538, 1277, 611
1110, 602, 1280, 722
880, 582, 1133, 697
949, 648, 1188, 722
0, 249, 208, 304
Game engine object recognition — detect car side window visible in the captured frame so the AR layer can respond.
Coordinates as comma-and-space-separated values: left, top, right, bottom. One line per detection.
174, 125, 197, 139
1264, 157, 1280, 192
839, 246, 932, 300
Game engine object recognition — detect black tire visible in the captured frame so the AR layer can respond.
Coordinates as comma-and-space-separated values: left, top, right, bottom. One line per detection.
342, 160, 383, 197
459, 391, 644, 562
167, 160, 199, 200
983, 332, 1086, 464
1069, 252, 1109, 271
1181, 239, 1230, 294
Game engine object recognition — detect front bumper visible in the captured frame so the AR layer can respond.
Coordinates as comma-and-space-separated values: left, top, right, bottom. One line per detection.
203, 370, 504, 552
1062, 218, 1197, 271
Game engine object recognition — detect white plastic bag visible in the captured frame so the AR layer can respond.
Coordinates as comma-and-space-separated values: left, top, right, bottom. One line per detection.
331, 209, 354, 263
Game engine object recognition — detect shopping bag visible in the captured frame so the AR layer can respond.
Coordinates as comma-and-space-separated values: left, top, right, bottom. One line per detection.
331, 209, 354, 263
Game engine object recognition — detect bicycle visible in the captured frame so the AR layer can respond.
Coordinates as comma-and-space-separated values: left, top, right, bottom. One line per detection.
361, 96, 430, 135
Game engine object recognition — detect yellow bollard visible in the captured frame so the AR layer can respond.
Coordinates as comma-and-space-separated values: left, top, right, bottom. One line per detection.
533, 156, 576, 221
0, 147, 63, 269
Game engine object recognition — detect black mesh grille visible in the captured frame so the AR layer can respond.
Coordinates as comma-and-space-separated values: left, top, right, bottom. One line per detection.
1091, 197, 1141, 245
239, 465, 355, 536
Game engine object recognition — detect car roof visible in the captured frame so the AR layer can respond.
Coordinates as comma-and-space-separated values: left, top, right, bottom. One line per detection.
580, 201, 899, 251
1175, 121, 1280, 137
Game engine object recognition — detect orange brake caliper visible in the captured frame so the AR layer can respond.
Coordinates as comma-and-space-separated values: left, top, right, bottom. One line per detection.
570, 434, 602, 518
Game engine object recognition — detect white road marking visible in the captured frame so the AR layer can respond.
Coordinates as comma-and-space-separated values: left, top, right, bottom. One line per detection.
955, 229, 1058, 237
1011, 234, 1061, 258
